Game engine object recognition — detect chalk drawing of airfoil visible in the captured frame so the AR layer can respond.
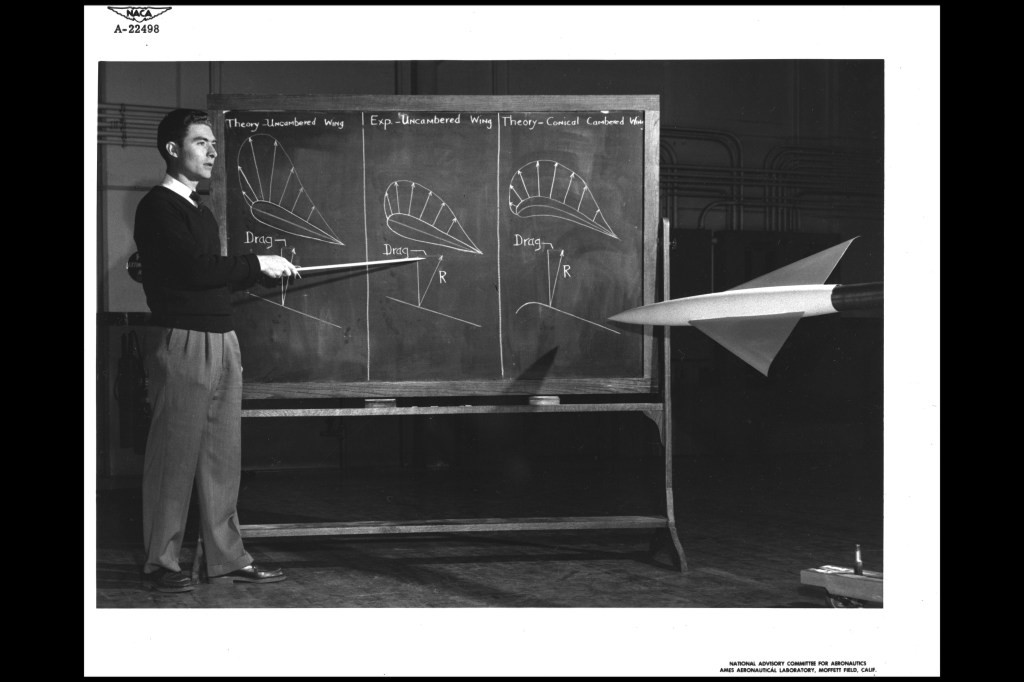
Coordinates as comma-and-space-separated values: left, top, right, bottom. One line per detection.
383, 180, 482, 255
508, 160, 617, 239
237, 134, 344, 247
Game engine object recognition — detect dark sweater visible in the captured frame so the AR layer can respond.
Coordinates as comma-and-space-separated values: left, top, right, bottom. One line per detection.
134, 186, 261, 332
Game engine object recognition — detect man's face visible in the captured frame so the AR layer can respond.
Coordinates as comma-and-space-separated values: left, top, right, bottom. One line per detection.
172, 123, 217, 182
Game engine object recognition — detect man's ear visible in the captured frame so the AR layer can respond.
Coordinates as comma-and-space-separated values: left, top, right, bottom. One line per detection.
165, 140, 179, 160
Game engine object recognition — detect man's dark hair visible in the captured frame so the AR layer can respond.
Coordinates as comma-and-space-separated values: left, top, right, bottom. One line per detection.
157, 108, 212, 165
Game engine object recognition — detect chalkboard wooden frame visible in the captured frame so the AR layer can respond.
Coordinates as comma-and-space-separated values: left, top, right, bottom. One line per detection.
185, 216, 687, 574
208, 95, 661, 400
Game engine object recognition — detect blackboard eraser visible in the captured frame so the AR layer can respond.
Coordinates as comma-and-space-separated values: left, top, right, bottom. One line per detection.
365, 398, 396, 408
528, 395, 561, 406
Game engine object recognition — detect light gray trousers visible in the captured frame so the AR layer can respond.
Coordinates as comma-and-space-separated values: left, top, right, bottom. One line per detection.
141, 327, 253, 577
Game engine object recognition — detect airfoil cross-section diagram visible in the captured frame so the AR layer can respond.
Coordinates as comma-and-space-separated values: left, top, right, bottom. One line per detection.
383, 180, 483, 255
508, 160, 617, 239
238, 134, 345, 247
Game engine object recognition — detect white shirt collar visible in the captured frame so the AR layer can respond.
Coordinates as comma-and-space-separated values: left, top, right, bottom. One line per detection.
161, 175, 199, 206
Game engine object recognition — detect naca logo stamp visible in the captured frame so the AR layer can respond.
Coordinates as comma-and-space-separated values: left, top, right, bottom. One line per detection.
108, 6, 170, 33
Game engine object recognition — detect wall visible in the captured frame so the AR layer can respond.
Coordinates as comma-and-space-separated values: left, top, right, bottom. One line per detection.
95, 60, 883, 486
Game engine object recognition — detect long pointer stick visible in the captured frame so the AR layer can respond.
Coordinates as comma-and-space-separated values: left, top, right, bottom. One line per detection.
294, 257, 424, 273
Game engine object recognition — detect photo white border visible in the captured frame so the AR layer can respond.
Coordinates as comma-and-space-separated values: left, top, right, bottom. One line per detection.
84, 5, 940, 677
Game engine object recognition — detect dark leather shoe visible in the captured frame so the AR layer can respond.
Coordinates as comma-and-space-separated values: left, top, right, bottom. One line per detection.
143, 567, 194, 593
211, 563, 286, 584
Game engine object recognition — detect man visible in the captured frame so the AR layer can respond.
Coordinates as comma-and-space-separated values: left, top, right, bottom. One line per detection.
134, 108, 299, 592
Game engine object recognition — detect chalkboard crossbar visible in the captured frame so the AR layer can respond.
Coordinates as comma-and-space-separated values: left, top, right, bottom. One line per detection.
238, 515, 669, 538
241, 402, 664, 418
192, 515, 672, 580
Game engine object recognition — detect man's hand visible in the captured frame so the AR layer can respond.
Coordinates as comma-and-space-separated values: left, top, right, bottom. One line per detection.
257, 254, 301, 279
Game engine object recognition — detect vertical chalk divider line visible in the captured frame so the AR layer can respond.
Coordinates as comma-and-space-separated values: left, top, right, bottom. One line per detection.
496, 111, 505, 378
362, 111, 370, 381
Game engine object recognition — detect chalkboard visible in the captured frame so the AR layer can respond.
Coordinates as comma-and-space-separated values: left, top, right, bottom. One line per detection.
209, 95, 660, 399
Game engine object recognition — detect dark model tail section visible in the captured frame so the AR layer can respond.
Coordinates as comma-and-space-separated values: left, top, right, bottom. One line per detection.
831, 282, 883, 311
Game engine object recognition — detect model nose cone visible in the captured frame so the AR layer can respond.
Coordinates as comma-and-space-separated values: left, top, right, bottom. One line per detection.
608, 307, 643, 324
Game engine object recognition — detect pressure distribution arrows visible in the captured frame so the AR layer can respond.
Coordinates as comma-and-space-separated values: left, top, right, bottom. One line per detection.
608, 238, 883, 376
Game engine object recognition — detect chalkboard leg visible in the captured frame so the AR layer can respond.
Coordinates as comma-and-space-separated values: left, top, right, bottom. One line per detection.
668, 522, 688, 571
649, 526, 687, 570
